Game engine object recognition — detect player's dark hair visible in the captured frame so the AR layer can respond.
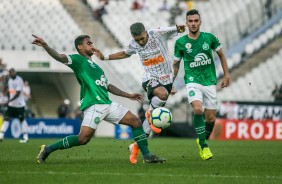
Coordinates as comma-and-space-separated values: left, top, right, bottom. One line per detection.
74, 35, 90, 51
186, 9, 201, 18
130, 22, 145, 36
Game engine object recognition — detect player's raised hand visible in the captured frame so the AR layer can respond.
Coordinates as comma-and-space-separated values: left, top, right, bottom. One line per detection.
93, 47, 105, 60
128, 93, 144, 103
176, 25, 186, 33
31, 34, 47, 47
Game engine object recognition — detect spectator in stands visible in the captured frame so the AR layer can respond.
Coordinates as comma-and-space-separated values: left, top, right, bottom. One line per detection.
131, 0, 142, 11
159, 0, 169, 11
265, 0, 273, 18
32, 34, 165, 164
93, 0, 109, 22
57, 99, 72, 118
169, 2, 183, 25
173, 9, 230, 160
271, 83, 282, 103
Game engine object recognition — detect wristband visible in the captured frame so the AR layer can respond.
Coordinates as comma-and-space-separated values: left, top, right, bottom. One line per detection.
104, 55, 109, 60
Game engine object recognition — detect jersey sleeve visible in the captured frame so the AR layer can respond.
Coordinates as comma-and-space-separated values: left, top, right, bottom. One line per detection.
66, 54, 80, 69
124, 41, 137, 56
210, 33, 222, 51
174, 40, 183, 62
153, 26, 178, 40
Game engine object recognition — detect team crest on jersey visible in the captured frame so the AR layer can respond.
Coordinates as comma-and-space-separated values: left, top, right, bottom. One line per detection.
185, 43, 192, 53
189, 76, 194, 81
202, 42, 209, 50
94, 117, 100, 124
149, 40, 157, 49
189, 90, 195, 97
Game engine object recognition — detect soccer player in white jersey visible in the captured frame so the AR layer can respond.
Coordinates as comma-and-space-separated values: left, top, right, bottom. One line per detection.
173, 9, 230, 160
96, 22, 185, 164
0, 68, 29, 143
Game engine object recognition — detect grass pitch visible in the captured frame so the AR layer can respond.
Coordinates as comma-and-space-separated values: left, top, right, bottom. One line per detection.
0, 138, 281, 184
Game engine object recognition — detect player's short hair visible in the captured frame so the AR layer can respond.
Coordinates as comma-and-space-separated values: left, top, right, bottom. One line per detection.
130, 22, 145, 36
186, 9, 201, 18
74, 35, 90, 51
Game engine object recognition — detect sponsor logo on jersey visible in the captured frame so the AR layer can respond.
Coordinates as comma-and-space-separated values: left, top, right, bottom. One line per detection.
143, 54, 164, 66
95, 75, 108, 88
140, 50, 161, 59
185, 43, 192, 53
202, 42, 209, 50
190, 53, 211, 68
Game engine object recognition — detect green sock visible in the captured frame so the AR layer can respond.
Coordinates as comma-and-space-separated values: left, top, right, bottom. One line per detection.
132, 127, 150, 156
47, 135, 80, 153
205, 121, 215, 140
193, 114, 207, 148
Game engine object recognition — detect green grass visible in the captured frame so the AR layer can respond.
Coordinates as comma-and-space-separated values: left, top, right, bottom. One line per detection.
0, 138, 281, 184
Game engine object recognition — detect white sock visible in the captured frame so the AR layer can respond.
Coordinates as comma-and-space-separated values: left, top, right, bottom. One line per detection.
151, 96, 166, 109
1, 121, 9, 133
21, 120, 29, 140
142, 119, 152, 135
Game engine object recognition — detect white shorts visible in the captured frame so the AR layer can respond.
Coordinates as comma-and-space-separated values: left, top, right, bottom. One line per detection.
185, 83, 218, 110
81, 102, 129, 129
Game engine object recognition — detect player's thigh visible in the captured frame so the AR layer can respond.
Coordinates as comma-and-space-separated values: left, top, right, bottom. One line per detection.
202, 85, 218, 110
119, 111, 141, 128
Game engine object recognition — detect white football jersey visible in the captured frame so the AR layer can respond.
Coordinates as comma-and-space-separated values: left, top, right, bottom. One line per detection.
8, 75, 26, 107
125, 26, 178, 85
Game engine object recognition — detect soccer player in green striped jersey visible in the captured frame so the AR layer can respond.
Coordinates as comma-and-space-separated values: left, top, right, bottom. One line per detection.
32, 34, 165, 164
173, 9, 230, 160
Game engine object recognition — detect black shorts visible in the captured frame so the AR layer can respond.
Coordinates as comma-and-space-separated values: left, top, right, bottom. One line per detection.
5, 106, 25, 121
142, 79, 173, 101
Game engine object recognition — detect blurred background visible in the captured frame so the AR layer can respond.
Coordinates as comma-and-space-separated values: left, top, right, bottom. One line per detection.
0, 0, 281, 140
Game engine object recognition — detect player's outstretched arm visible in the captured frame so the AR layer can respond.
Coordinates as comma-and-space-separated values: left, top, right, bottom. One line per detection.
172, 60, 180, 82
31, 34, 68, 64
107, 84, 144, 103
217, 48, 230, 88
102, 51, 130, 61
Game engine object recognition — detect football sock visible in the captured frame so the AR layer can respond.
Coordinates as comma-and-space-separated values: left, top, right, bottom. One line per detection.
47, 135, 80, 153
193, 114, 208, 149
205, 121, 215, 140
21, 120, 29, 135
132, 127, 150, 156
142, 119, 151, 135
0, 121, 9, 133
150, 96, 166, 109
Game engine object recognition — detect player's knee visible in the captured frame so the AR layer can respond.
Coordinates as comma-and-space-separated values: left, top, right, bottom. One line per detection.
158, 92, 169, 101
133, 118, 142, 128
206, 115, 216, 123
193, 107, 203, 115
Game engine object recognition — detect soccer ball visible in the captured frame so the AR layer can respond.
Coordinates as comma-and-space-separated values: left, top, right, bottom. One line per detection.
151, 107, 172, 129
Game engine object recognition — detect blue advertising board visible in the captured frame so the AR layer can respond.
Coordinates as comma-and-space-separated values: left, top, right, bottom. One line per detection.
115, 124, 133, 140
5, 118, 80, 138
